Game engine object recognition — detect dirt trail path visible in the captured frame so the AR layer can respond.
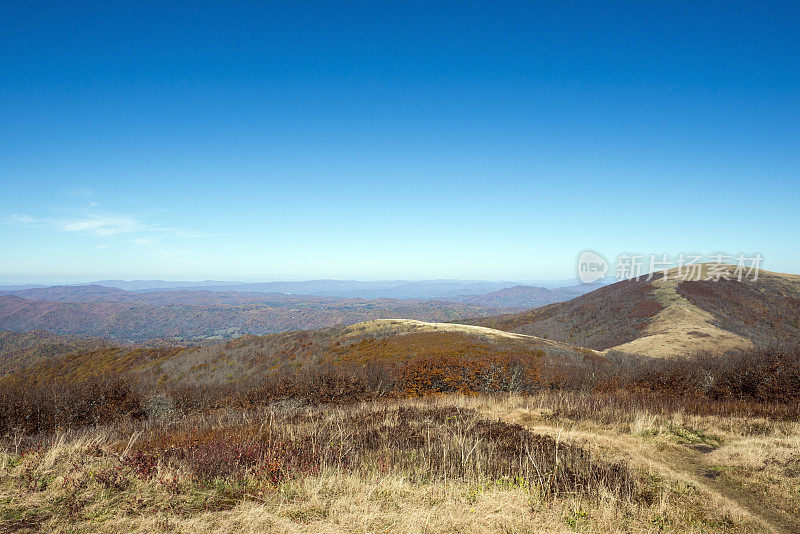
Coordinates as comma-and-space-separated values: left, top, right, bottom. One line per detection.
489, 407, 799, 533
655, 445, 799, 534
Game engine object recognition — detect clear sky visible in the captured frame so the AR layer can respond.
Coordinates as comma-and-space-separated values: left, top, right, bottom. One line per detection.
2, 1, 798, 283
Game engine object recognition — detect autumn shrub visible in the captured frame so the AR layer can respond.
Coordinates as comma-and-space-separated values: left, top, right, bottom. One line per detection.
126, 404, 646, 502
0, 375, 144, 435
2, 342, 797, 439
398, 354, 540, 395
158, 342, 800, 421
161, 353, 544, 412
590, 343, 800, 419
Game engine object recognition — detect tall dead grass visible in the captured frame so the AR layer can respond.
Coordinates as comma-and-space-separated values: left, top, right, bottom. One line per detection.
1, 396, 750, 533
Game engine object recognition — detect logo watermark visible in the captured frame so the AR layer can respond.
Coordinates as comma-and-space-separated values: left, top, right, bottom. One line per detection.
576, 252, 763, 283
577, 250, 609, 283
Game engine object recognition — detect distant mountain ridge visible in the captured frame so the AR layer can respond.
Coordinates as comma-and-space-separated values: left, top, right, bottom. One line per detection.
0, 278, 608, 343
1, 281, 603, 308
445, 283, 606, 308
0, 291, 516, 343
105, 280, 525, 299
2, 278, 609, 299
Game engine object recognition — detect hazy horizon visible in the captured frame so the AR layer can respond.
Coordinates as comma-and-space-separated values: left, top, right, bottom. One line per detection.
0, 276, 592, 287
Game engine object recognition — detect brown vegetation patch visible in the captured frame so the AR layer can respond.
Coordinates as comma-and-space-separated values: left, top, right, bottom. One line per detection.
467, 278, 664, 350
678, 278, 800, 344
124, 404, 645, 503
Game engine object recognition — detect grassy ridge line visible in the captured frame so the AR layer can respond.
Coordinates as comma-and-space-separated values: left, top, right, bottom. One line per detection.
0, 319, 587, 397
114, 320, 588, 387
465, 265, 800, 358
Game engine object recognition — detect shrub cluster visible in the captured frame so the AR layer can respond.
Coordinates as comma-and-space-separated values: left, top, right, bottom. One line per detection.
0, 376, 143, 435
596, 344, 800, 404
1, 342, 798, 437
125, 405, 644, 502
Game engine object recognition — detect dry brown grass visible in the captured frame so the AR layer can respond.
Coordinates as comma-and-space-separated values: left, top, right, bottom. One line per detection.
342, 319, 533, 341
468, 265, 800, 359
613, 271, 752, 358
459, 393, 800, 532
4, 393, 794, 532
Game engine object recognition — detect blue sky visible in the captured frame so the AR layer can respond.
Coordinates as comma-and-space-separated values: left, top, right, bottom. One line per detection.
2, 1, 799, 282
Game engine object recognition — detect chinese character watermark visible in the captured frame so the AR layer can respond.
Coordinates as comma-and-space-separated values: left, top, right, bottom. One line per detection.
576, 252, 763, 283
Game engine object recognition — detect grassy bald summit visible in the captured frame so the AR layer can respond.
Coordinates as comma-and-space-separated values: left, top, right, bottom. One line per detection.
0, 318, 596, 394
154, 318, 593, 385
467, 264, 800, 357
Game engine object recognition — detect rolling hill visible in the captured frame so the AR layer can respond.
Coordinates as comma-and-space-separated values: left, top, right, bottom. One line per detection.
0, 280, 603, 343
0, 318, 594, 389
467, 264, 800, 357
444, 283, 605, 308
0, 330, 110, 377
4, 264, 797, 386
151, 319, 597, 386
0, 291, 516, 343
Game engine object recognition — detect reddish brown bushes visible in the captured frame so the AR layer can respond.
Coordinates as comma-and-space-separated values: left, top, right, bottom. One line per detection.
169, 352, 543, 409
602, 344, 800, 403
399, 353, 540, 396
678, 278, 800, 344
584, 344, 800, 419
469, 278, 664, 350
125, 405, 644, 502
0, 375, 144, 435
2, 342, 798, 438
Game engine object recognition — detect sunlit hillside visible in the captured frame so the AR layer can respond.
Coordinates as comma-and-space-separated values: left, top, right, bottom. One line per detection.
468, 265, 800, 358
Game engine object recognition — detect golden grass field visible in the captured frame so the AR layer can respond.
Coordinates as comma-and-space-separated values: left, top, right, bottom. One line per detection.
612, 272, 753, 358
2, 393, 798, 533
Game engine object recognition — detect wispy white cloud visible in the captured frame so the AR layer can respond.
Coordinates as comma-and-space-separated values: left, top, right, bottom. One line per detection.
61, 215, 146, 237
62, 188, 95, 197
6, 214, 42, 226
5, 211, 210, 242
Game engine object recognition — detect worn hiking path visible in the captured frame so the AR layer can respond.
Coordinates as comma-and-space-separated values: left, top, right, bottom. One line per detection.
655, 444, 799, 534
486, 406, 799, 533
